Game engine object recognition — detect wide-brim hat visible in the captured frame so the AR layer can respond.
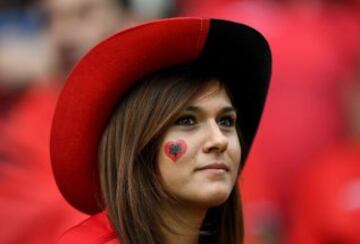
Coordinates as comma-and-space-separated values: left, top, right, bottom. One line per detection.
50, 17, 271, 214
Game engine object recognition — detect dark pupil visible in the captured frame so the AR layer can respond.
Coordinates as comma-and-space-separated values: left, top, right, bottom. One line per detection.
170, 144, 180, 154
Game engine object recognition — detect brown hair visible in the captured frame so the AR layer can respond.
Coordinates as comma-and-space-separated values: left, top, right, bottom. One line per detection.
98, 66, 244, 244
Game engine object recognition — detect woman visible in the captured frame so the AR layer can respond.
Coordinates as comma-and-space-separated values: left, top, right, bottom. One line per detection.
50, 17, 271, 243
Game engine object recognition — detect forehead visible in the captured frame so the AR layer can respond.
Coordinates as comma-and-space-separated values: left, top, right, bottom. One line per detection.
190, 79, 233, 106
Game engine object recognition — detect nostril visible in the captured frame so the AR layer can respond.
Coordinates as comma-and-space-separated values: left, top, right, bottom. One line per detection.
203, 137, 228, 153
202, 121, 229, 153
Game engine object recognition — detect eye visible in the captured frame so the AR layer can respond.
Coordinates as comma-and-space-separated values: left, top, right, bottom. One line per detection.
218, 115, 236, 127
175, 115, 196, 126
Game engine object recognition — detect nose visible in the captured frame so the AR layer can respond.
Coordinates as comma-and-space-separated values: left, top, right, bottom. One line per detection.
202, 120, 229, 154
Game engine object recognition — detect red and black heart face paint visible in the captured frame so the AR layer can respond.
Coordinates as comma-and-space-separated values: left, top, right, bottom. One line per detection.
164, 139, 187, 162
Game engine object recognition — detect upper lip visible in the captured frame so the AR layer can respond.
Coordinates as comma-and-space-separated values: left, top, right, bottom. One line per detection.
196, 162, 230, 171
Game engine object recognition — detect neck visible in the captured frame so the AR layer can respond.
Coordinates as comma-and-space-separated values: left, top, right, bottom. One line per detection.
160, 203, 207, 244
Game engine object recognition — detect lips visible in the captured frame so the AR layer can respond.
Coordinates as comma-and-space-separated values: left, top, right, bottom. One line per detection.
196, 162, 230, 172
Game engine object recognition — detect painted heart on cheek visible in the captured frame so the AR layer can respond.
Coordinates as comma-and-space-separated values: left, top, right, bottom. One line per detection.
164, 139, 187, 162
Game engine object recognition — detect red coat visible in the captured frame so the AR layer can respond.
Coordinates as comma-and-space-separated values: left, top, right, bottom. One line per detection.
58, 211, 120, 244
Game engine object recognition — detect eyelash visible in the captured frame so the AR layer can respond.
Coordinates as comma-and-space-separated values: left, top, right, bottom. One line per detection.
218, 116, 236, 127
174, 115, 236, 128
174, 115, 196, 126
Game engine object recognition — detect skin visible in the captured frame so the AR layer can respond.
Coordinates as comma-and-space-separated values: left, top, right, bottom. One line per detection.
41, 0, 139, 79
158, 80, 242, 244
164, 139, 187, 162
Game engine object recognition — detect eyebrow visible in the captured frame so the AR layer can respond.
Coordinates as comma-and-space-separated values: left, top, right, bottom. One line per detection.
184, 106, 236, 114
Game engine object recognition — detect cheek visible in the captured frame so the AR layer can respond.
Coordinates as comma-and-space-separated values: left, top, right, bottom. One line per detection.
158, 137, 198, 186
163, 139, 187, 162
158, 139, 191, 191
229, 137, 242, 167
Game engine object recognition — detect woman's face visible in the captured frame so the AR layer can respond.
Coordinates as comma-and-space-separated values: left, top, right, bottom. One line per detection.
158, 81, 241, 208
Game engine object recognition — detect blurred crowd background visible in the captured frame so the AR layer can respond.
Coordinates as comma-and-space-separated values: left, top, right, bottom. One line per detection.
0, 0, 359, 243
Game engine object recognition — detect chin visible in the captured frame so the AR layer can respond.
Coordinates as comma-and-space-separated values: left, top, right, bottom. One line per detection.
205, 197, 229, 207
197, 186, 232, 207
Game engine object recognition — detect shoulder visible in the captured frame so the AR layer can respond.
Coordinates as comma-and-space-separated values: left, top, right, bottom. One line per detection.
57, 211, 121, 244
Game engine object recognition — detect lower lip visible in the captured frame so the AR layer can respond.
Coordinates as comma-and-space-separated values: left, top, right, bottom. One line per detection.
198, 168, 228, 174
